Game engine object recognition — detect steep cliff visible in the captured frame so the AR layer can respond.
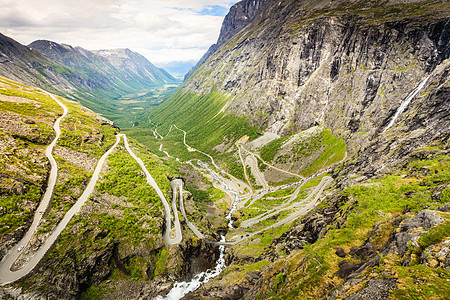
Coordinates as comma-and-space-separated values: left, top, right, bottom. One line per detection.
184, 0, 267, 80
156, 0, 449, 175
143, 2, 450, 297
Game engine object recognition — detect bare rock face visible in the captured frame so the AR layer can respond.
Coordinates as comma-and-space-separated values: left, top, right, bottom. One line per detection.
187, 15, 448, 137
216, 0, 267, 47
182, 0, 449, 178
184, 0, 267, 80
395, 209, 444, 256
345, 278, 397, 300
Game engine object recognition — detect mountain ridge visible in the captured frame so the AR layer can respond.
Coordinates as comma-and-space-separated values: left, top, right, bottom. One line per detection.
0, 0, 449, 299
0, 34, 179, 120
184, 0, 267, 80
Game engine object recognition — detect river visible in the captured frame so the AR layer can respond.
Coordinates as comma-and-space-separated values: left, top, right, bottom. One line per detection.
155, 160, 239, 299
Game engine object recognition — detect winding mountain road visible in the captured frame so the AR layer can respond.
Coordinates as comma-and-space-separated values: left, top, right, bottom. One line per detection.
241, 176, 330, 228
0, 95, 187, 285
227, 176, 333, 245
159, 125, 337, 246
0, 92, 67, 285
247, 154, 269, 192
174, 179, 206, 240
239, 145, 305, 180
0, 93, 122, 286
121, 134, 182, 245
173, 125, 252, 197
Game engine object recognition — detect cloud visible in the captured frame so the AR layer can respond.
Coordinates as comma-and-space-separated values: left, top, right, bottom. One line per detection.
0, 0, 239, 64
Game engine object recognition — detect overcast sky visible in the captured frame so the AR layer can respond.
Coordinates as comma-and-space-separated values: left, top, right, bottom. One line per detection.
0, 0, 238, 67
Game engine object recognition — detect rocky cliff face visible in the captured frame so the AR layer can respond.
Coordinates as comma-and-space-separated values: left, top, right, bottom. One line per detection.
181, 0, 449, 177
150, 3, 450, 296
216, 0, 267, 46
184, 0, 267, 80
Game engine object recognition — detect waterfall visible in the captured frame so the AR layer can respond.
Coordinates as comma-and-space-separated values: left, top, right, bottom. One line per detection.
383, 76, 430, 132
154, 236, 226, 300
155, 161, 239, 299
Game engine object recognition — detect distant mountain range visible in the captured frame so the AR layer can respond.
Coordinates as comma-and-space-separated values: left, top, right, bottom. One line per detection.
157, 60, 197, 79
0, 33, 179, 117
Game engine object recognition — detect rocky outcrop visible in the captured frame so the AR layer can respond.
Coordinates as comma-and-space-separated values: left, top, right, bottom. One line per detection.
330, 209, 448, 298
263, 193, 352, 259
216, 0, 267, 47
184, 0, 267, 80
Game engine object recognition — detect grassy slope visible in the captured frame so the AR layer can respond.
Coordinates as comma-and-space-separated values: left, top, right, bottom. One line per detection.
19, 140, 175, 295
259, 128, 347, 177
0, 76, 180, 297
206, 147, 449, 299
133, 89, 259, 155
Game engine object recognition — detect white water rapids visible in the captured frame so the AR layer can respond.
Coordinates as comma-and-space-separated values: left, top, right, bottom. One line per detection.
155, 237, 226, 300
155, 161, 239, 299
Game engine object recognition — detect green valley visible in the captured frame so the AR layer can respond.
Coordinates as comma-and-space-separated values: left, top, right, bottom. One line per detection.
0, 0, 449, 299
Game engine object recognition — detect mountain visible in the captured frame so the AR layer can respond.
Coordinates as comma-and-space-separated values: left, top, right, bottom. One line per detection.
153, 0, 449, 169
184, 0, 267, 80
92, 48, 177, 84
158, 60, 197, 79
0, 33, 83, 95
0, 35, 179, 121
29, 40, 177, 88
140, 0, 449, 298
0, 0, 449, 299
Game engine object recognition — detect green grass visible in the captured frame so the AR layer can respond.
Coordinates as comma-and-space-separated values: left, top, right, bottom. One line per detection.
154, 248, 169, 277
221, 148, 449, 300
258, 128, 346, 176
391, 264, 450, 299
82, 285, 106, 300
97, 146, 172, 208
0, 185, 41, 236
260, 136, 290, 162
19, 139, 176, 293
138, 89, 259, 156
418, 221, 450, 249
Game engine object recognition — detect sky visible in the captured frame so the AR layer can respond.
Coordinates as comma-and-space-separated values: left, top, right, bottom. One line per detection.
0, 0, 239, 69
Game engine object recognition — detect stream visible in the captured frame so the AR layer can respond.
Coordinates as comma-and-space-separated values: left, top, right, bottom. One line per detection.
155, 160, 239, 299
155, 237, 226, 300
198, 160, 240, 229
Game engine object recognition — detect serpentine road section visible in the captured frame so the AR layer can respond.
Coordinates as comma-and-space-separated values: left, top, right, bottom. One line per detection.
120, 134, 182, 245
227, 176, 333, 245
173, 179, 206, 241
0, 93, 121, 286
173, 125, 252, 196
